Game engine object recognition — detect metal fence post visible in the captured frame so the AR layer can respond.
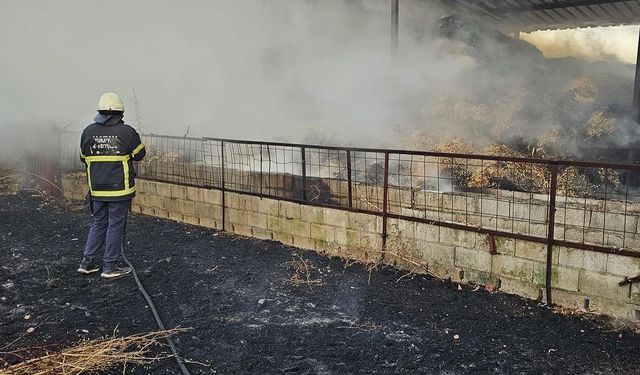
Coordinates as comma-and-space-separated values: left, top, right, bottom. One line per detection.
55, 126, 62, 193
221, 141, 226, 232
259, 144, 263, 197
347, 150, 353, 208
546, 163, 559, 305
381, 152, 390, 256
301, 146, 307, 201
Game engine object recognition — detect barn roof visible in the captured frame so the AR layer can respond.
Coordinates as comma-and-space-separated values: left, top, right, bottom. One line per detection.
439, 0, 640, 31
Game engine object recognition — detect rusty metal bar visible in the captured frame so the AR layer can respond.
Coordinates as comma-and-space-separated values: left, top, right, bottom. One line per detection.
546, 164, 559, 305
347, 150, 353, 208
382, 152, 390, 253
387, 212, 640, 259
301, 146, 307, 201
551, 239, 640, 258
220, 141, 226, 231
487, 234, 497, 255
200, 136, 640, 171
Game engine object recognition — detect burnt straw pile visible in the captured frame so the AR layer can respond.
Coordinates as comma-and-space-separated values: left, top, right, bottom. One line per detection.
412, 15, 638, 165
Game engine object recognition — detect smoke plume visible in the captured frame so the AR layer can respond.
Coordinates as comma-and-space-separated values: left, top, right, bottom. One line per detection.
0, 0, 637, 161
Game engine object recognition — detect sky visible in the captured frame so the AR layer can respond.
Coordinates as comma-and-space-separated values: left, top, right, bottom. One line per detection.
523, 25, 640, 64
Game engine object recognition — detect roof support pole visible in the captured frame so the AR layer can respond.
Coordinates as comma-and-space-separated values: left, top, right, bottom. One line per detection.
391, 0, 399, 56
633, 26, 640, 124
629, 27, 640, 165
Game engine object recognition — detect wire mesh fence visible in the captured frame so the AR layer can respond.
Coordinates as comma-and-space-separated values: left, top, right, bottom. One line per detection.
58, 132, 640, 255
554, 164, 640, 252
59, 131, 83, 172
385, 153, 552, 238
136, 135, 220, 188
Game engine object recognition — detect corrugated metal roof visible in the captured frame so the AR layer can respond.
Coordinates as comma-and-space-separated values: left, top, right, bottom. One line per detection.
440, 0, 640, 31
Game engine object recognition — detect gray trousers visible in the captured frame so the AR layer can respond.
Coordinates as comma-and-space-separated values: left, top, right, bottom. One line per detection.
83, 199, 131, 271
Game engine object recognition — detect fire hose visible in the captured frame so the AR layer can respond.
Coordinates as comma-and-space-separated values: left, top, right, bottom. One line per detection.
121, 216, 192, 375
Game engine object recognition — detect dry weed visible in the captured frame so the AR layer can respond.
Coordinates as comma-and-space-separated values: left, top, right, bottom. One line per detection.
0, 329, 189, 375
341, 224, 444, 285
285, 253, 324, 286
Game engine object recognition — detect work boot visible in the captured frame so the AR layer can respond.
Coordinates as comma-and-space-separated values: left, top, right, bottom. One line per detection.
77, 257, 100, 274
100, 264, 132, 279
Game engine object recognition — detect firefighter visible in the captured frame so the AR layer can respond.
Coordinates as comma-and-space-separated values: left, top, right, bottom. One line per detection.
77, 92, 146, 278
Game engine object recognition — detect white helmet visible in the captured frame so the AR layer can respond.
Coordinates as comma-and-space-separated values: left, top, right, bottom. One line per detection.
97, 92, 125, 112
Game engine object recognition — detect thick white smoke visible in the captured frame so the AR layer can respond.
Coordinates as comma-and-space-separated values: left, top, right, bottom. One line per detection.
0, 0, 637, 157
0, 0, 444, 143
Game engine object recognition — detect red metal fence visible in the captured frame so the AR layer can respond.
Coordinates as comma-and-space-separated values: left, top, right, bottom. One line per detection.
60, 131, 640, 302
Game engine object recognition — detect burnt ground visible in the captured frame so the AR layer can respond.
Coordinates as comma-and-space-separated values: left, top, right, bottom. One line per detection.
1, 193, 640, 374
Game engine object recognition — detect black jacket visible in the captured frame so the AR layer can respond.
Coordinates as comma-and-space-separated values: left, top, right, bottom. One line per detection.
80, 114, 146, 201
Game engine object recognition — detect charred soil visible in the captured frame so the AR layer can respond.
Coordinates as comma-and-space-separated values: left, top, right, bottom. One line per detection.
1, 193, 640, 374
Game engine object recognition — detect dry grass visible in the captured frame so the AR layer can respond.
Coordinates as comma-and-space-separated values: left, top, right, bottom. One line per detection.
432, 137, 475, 186
337, 321, 383, 334
353, 184, 382, 212
382, 224, 444, 283
0, 329, 188, 375
566, 76, 598, 103
285, 253, 324, 286
43, 267, 62, 289
585, 110, 617, 140
468, 144, 549, 192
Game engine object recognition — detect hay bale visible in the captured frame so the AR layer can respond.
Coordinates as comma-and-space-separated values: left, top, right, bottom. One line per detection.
465, 145, 549, 192
536, 128, 566, 155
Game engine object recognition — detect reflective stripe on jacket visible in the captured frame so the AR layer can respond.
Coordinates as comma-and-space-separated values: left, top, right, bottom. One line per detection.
80, 117, 146, 201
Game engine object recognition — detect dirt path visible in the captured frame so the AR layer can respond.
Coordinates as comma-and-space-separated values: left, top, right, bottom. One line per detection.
1, 193, 639, 374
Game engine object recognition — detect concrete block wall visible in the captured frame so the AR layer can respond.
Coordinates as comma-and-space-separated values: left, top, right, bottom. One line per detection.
61, 174, 640, 320
60, 172, 86, 201
222, 192, 382, 263
134, 161, 640, 251
385, 218, 640, 319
